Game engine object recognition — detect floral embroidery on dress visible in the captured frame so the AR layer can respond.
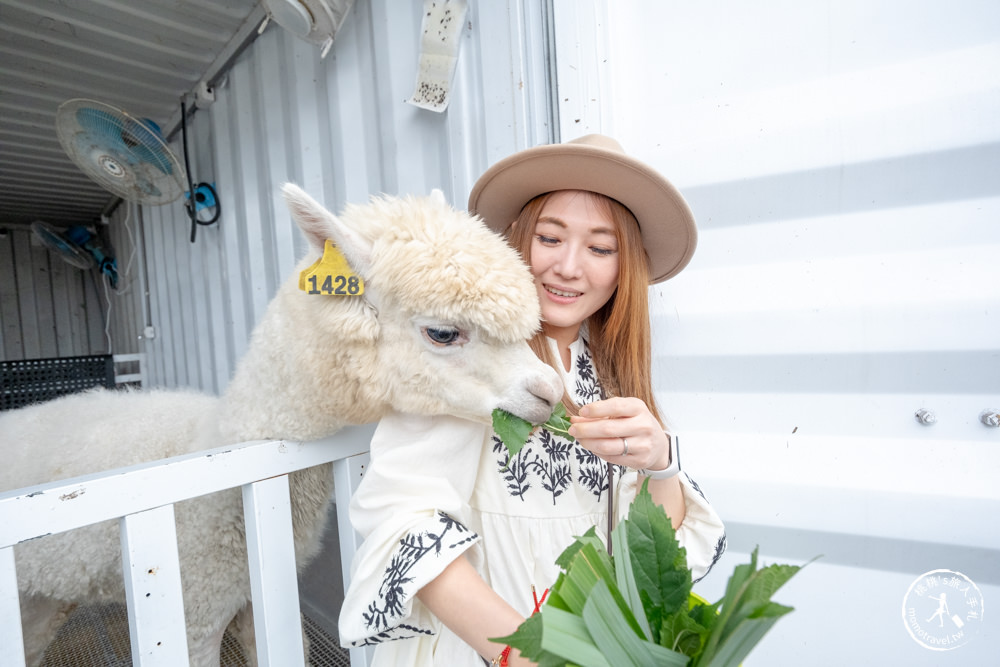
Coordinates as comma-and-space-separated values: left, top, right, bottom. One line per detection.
361, 512, 477, 637
495, 343, 622, 503
527, 428, 574, 505
575, 446, 611, 501
493, 434, 531, 499
574, 351, 602, 403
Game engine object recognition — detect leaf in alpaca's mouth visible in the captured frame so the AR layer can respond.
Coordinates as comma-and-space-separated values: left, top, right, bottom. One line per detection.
492, 403, 574, 462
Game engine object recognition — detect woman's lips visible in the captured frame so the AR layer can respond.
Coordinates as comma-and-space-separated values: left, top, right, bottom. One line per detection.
543, 284, 582, 300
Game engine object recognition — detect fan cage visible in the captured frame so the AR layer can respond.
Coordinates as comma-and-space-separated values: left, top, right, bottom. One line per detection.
30, 221, 96, 270
55, 98, 187, 206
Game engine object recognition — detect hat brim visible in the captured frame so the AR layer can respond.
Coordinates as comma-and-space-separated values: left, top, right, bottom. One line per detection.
468, 142, 696, 284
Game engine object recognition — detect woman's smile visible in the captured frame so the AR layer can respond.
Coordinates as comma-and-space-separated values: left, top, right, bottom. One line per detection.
542, 283, 583, 300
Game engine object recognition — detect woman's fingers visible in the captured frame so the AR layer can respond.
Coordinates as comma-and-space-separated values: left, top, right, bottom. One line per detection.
568, 397, 669, 468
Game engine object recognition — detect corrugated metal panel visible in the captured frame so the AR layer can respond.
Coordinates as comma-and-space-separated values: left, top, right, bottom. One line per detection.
130, 0, 556, 393
0, 0, 262, 228
557, 0, 998, 663
0, 227, 109, 358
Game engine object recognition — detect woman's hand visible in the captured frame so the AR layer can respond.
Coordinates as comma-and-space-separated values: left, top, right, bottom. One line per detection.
568, 397, 685, 529
567, 397, 671, 471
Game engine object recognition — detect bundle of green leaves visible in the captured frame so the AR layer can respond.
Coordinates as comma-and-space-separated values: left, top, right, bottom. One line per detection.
492, 481, 803, 667
493, 404, 575, 460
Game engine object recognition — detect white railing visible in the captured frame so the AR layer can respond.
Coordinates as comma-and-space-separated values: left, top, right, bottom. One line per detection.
113, 352, 146, 386
0, 424, 376, 667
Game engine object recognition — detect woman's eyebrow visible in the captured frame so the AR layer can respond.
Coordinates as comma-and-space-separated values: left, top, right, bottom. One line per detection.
535, 216, 567, 228
536, 217, 615, 237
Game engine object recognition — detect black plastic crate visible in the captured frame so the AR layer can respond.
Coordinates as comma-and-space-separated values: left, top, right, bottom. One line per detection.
0, 355, 115, 411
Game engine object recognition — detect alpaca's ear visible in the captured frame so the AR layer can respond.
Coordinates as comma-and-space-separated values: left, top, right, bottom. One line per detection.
281, 183, 373, 273
428, 188, 447, 206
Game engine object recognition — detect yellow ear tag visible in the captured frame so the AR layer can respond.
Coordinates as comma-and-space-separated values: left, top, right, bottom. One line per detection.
298, 240, 364, 296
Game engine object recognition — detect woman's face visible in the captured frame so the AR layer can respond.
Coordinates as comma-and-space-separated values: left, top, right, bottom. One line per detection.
529, 190, 620, 345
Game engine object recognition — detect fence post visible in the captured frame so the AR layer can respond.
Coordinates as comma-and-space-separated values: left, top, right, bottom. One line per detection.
243, 475, 305, 665
0, 546, 26, 667
121, 504, 189, 665
334, 452, 373, 667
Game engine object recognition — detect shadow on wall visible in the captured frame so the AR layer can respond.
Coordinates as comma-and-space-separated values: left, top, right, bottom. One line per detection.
683, 143, 1000, 229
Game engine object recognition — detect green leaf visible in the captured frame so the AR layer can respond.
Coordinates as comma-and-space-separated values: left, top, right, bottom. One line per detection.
660, 609, 709, 657
582, 579, 691, 667
700, 606, 793, 667
626, 480, 692, 640
539, 606, 612, 667
492, 611, 572, 667
687, 599, 720, 634
543, 402, 575, 441
736, 562, 801, 613
492, 611, 544, 659
695, 548, 804, 667
718, 561, 801, 642
492, 404, 576, 469
612, 516, 652, 640
492, 408, 534, 461
558, 541, 617, 615
555, 526, 605, 570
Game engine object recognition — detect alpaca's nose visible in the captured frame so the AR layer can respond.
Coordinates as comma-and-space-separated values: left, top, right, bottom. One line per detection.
529, 366, 563, 411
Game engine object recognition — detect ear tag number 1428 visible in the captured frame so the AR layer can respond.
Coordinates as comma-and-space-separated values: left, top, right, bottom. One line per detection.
298, 240, 364, 296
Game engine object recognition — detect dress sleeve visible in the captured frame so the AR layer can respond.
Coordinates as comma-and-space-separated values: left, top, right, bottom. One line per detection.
338, 412, 488, 647
614, 470, 727, 583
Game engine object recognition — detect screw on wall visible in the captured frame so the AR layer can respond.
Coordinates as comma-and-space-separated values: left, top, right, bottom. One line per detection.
914, 409, 937, 425
980, 410, 1000, 428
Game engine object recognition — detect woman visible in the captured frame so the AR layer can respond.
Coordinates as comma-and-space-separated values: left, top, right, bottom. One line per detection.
339, 135, 726, 666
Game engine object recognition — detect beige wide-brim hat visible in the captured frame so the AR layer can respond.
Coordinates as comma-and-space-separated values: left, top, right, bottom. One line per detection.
468, 134, 697, 284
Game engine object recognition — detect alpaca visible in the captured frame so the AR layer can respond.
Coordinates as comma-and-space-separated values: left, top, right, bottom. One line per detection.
1, 184, 564, 666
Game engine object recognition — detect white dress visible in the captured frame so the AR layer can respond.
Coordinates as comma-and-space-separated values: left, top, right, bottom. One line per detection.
339, 337, 726, 665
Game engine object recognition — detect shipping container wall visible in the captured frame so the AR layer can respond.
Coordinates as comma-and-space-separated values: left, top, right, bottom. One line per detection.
0, 226, 111, 360
554, 0, 999, 663
132, 0, 555, 394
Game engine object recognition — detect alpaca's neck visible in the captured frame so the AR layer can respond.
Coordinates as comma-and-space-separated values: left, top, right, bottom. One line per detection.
219, 279, 385, 443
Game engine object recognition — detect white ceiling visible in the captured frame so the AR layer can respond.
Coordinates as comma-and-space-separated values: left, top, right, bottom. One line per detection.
0, 0, 266, 229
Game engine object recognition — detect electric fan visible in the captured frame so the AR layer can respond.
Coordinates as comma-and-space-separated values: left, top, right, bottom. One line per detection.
31, 221, 119, 289
55, 99, 187, 206
30, 221, 95, 270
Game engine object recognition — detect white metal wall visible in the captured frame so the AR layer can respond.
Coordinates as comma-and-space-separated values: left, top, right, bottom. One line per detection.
555, 0, 999, 664
0, 227, 111, 360
129, 0, 556, 395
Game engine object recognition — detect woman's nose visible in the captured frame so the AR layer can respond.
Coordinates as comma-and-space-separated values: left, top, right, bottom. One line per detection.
553, 246, 583, 278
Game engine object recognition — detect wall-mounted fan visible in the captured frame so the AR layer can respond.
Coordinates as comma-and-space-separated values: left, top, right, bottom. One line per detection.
56, 97, 219, 243
261, 0, 355, 58
55, 99, 187, 206
31, 221, 118, 289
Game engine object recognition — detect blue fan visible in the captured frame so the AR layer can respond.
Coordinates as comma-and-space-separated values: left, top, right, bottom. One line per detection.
31, 221, 119, 289
55, 99, 186, 205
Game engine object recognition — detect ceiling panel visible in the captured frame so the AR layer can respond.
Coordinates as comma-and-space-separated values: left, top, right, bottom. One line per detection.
0, 0, 265, 228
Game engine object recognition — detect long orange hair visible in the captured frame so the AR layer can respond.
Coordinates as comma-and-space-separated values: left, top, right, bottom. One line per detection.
505, 191, 664, 426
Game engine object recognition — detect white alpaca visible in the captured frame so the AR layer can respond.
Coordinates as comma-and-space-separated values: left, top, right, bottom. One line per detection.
1, 184, 563, 666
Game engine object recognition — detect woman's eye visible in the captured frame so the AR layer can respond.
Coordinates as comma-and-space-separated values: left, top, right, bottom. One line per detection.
535, 234, 559, 246
423, 326, 463, 346
591, 246, 617, 257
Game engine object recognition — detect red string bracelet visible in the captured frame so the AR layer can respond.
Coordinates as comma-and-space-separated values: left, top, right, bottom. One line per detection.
531, 585, 549, 614
492, 645, 512, 666
495, 586, 550, 665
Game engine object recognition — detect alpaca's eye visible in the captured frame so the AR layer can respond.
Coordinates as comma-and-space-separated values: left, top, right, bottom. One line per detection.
423, 326, 464, 346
